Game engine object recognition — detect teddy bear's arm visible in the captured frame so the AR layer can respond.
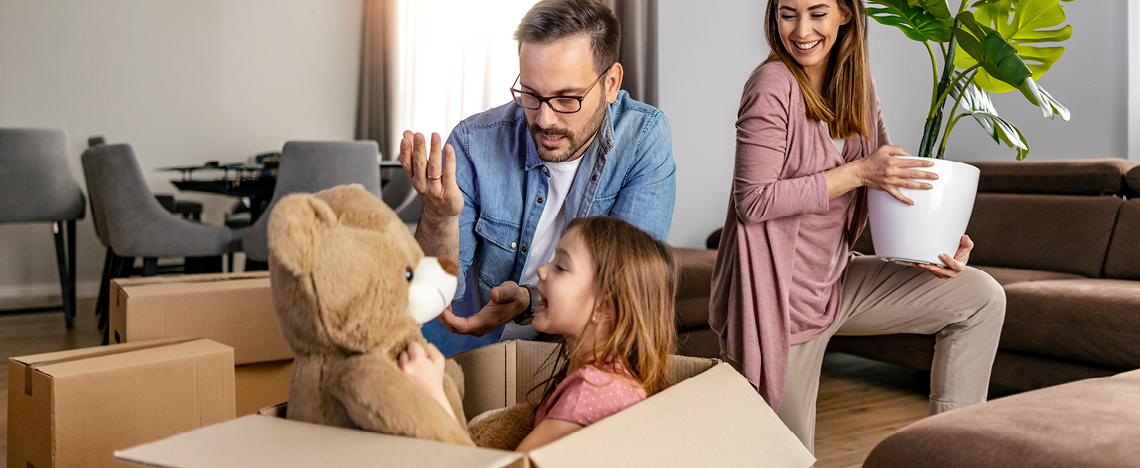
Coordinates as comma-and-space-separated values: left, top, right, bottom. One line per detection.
329, 355, 475, 447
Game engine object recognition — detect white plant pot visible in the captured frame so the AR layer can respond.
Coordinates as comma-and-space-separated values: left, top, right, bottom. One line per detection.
867, 156, 980, 267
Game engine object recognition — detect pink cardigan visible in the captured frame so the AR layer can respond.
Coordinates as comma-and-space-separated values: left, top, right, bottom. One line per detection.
709, 61, 890, 411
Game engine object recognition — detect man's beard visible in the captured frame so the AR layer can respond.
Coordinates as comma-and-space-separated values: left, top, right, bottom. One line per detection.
528, 103, 606, 163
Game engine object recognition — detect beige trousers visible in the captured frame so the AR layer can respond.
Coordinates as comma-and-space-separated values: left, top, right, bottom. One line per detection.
720, 256, 1006, 453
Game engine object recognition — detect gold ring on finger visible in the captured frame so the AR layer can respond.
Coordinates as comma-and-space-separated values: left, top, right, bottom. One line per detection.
427, 175, 442, 180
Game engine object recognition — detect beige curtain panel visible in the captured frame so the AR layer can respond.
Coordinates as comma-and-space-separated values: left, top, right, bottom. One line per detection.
355, 0, 394, 158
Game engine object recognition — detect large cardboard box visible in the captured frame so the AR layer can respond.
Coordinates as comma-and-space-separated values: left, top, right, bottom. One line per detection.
109, 271, 293, 365
235, 360, 293, 417
115, 340, 814, 468
8, 338, 236, 468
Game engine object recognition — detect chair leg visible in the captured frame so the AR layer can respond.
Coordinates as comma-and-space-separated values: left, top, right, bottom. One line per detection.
67, 220, 77, 327
52, 221, 74, 329
96, 248, 113, 331
142, 258, 158, 277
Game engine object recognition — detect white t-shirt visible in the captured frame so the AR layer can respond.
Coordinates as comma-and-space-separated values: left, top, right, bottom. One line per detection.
500, 157, 584, 341
822, 121, 846, 155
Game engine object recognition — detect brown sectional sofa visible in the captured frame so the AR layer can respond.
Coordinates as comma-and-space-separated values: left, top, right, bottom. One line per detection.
674, 159, 1140, 393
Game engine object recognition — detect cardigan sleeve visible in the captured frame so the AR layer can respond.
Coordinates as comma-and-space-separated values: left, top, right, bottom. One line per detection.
732, 64, 831, 225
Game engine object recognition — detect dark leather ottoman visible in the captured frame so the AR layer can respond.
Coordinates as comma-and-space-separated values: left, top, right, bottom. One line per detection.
864, 369, 1140, 468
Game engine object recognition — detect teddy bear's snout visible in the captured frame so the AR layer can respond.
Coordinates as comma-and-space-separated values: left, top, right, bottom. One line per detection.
437, 257, 458, 276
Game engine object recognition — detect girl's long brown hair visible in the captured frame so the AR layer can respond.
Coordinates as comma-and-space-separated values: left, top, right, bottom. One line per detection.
532, 216, 678, 404
763, 0, 871, 140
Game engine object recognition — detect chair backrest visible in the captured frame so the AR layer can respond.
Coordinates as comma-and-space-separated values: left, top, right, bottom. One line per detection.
381, 167, 423, 223
243, 140, 382, 261
80, 144, 176, 253
0, 128, 86, 224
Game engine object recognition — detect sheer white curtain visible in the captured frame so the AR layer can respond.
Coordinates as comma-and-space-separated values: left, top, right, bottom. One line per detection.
392, 0, 538, 158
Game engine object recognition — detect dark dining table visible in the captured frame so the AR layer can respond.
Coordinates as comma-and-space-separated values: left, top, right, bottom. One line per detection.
160, 157, 404, 223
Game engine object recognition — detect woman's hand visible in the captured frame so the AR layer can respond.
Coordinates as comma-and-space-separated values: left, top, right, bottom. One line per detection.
398, 341, 457, 420
912, 235, 974, 279
856, 145, 937, 205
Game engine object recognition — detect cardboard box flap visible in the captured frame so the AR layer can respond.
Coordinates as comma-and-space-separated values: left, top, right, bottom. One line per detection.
27, 339, 230, 380
113, 271, 269, 288
115, 415, 528, 468
119, 277, 270, 299
11, 337, 198, 368
527, 363, 815, 468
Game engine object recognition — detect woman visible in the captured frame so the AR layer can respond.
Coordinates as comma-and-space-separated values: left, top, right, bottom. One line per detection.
709, 0, 1006, 453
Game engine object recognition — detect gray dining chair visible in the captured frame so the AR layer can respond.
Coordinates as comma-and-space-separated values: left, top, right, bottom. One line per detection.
381, 166, 424, 224
82, 143, 242, 342
242, 140, 382, 263
0, 128, 86, 328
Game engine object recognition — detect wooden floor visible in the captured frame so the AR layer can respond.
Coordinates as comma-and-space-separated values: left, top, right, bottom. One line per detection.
2, 298, 947, 468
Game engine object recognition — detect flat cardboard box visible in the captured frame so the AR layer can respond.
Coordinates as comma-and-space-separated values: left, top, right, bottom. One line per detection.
109, 271, 293, 365
235, 360, 293, 417
8, 338, 236, 468
116, 340, 813, 468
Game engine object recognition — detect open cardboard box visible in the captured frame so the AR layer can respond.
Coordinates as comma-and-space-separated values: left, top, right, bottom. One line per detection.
109, 271, 291, 366
115, 340, 814, 467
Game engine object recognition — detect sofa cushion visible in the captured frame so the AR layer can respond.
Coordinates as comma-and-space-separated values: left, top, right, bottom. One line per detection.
973, 265, 1085, 286
966, 194, 1122, 278
1126, 164, 1140, 197
968, 158, 1138, 196
671, 247, 716, 330
1104, 199, 1140, 281
1000, 279, 1140, 370
864, 369, 1140, 468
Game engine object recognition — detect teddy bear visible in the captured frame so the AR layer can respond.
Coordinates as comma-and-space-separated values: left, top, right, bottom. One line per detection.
266, 183, 473, 446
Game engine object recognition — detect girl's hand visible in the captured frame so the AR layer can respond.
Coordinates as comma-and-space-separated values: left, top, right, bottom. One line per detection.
912, 235, 973, 279
857, 145, 937, 205
398, 342, 455, 419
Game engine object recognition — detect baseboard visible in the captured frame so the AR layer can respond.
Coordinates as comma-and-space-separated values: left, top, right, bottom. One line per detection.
0, 281, 101, 302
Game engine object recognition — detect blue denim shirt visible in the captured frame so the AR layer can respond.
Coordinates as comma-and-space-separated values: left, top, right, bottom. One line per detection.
422, 90, 676, 355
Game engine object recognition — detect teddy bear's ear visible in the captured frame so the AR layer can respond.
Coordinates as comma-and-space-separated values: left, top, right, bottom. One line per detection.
267, 193, 339, 273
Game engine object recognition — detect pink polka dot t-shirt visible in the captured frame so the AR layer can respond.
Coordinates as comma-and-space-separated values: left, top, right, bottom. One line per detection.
533, 362, 648, 427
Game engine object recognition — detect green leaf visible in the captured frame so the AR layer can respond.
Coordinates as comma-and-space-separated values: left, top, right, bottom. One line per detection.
867, 0, 954, 42
1017, 77, 1071, 120
950, 81, 1031, 160
956, 0, 1072, 93
952, 13, 1032, 88
907, 0, 952, 19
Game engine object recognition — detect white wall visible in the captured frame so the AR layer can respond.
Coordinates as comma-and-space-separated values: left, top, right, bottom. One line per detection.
659, 0, 1130, 249
0, 0, 362, 299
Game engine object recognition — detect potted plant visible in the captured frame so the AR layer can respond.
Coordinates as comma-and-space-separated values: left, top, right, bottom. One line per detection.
864, 0, 1073, 265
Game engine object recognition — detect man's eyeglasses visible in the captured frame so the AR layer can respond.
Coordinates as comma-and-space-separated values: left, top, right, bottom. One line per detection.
510, 68, 610, 114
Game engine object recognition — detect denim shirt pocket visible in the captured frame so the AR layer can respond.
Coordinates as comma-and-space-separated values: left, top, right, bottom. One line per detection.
589, 192, 618, 216
474, 216, 521, 287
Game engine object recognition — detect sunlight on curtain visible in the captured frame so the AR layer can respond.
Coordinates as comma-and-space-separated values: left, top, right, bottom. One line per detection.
393, 0, 538, 157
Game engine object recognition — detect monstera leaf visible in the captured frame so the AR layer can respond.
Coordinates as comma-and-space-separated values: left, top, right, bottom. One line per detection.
907, 0, 951, 19
950, 81, 1030, 160
867, 0, 954, 42
952, 12, 1032, 89
954, 0, 1072, 94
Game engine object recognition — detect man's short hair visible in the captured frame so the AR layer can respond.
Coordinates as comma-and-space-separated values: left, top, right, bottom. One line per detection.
513, 0, 621, 75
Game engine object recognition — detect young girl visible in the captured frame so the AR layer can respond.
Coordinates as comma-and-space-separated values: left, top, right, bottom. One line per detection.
400, 216, 678, 450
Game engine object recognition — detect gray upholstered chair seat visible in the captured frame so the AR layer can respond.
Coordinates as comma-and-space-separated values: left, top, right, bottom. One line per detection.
81, 143, 241, 258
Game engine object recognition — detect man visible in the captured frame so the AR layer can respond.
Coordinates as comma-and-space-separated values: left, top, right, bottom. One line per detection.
400, 0, 675, 355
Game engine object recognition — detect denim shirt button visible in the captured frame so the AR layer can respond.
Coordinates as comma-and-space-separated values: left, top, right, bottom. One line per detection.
542, 166, 549, 173
511, 242, 517, 249
591, 174, 598, 181
537, 197, 544, 204
521, 245, 528, 253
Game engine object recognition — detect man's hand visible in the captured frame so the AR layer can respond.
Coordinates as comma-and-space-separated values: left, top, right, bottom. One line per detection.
912, 235, 973, 279
399, 131, 463, 219
437, 281, 530, 337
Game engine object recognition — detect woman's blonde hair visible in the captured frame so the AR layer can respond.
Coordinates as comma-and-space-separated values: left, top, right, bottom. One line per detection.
763, 0, 872, 140
534, 216, 678, 402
